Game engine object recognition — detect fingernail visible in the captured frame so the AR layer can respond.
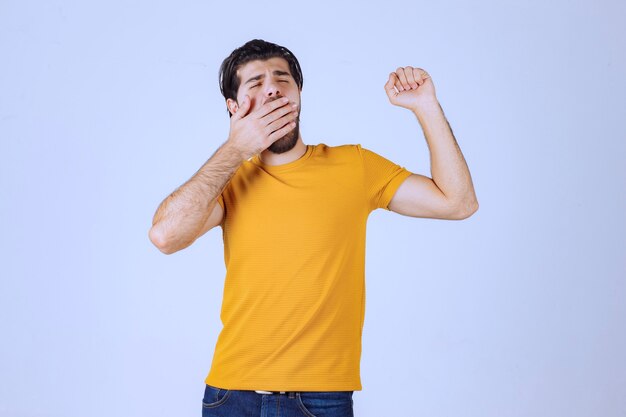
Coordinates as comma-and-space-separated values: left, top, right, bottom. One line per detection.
282, 97, 289, 103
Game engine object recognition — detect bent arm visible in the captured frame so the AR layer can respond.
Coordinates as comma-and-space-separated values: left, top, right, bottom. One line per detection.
385, 68, 478, 220
148, 141, 243, 254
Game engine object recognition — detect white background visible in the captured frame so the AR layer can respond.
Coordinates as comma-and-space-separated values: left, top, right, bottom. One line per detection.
1, 0, 624, 416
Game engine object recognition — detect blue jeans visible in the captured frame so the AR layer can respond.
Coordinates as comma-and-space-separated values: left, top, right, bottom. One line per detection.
202, 384, 354, 417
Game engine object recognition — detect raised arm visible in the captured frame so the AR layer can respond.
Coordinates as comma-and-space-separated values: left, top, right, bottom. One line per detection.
384, 67, 478, 220
149, 95, 299, 254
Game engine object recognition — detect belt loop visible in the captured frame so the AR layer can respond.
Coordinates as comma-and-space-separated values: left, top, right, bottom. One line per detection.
288, 391, 295, 399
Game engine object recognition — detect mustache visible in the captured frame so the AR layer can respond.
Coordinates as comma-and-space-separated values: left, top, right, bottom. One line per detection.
264, 95, 299, 107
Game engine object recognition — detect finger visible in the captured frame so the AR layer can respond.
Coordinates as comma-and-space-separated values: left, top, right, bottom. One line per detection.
404, 66, 418, 89
262, 101, 298, 127
255, 96, 290, 119
412, 68, 423, 86
266, 107, 298, 133
390, 72, 402, 93
384, 73, 398, 98
267, 120, 297, 143
415, 68, 430, 86
396, 67, 410, 91
393, 76, 404, 92
233, 95, 251, 120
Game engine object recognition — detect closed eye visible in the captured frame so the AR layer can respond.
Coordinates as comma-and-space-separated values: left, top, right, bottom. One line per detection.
249, 79, 290, 89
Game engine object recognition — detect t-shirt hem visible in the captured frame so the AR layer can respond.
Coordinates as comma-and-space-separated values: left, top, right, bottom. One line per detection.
204, 376, 362, 392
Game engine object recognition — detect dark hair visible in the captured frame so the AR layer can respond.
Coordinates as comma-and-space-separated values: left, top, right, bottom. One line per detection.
219, 39, 303, 116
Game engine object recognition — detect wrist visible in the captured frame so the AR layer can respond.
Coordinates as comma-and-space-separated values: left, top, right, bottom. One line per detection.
410, 99, 441, 118
222, 139, 248, 163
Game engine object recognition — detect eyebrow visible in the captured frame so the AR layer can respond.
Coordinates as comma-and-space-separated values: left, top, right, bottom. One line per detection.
244, 70, 292, 86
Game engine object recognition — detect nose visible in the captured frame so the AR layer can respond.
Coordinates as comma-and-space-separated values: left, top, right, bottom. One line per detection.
264, 79, 281, 98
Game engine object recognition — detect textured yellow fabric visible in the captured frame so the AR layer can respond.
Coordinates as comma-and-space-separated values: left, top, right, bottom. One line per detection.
205, 143, 412, 391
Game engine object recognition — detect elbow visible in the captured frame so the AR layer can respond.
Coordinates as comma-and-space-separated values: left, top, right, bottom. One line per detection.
451, 198, 479, 220
149, 226, 178, 255
464, 200, 479, 218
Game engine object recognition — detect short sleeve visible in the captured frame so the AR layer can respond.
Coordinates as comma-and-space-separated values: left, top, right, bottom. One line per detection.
357, 144, 413, 212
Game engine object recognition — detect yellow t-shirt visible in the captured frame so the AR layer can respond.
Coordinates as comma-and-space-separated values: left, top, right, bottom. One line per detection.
204, 143, 412, 391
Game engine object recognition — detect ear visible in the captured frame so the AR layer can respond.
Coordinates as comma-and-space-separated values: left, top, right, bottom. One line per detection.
226, 98, 238, 116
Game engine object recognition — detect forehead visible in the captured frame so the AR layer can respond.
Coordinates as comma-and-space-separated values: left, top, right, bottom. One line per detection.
237, 57, 292, 80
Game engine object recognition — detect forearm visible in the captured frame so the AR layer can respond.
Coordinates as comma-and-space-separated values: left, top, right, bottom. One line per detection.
149, 140, 244, 252
413, 101, 478, 212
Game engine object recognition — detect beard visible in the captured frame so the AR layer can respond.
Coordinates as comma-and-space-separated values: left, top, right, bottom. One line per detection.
262, 95, 301, 154
267, 117, 300, 154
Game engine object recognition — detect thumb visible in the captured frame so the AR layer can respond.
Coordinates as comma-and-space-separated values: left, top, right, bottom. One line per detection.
384, 73, 398, 100
233, 95, 252, 120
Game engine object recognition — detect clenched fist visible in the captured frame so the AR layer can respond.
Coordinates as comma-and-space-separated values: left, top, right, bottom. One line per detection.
384, 66, 437, 112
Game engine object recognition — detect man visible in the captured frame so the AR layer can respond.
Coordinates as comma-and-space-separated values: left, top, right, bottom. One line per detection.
149, 39, 478, 417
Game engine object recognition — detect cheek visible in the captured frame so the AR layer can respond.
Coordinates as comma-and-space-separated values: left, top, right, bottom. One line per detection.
238, 95, 260, 112
249, 97, 261, 112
